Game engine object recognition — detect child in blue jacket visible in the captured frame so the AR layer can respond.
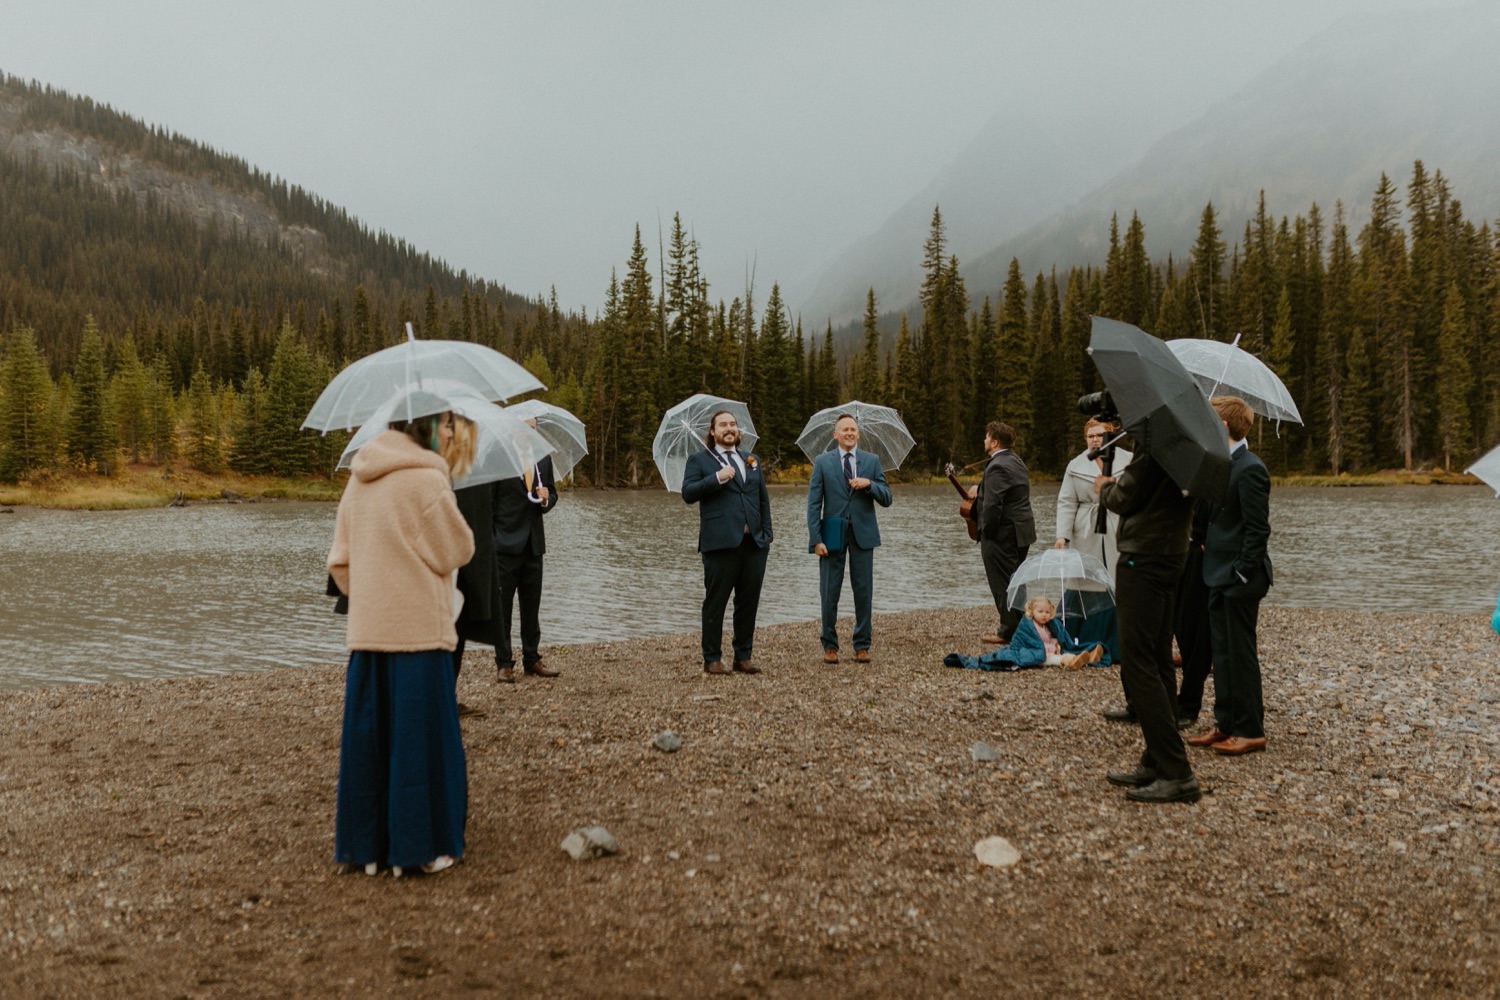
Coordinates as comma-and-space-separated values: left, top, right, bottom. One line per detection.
944, 596, 1108, 672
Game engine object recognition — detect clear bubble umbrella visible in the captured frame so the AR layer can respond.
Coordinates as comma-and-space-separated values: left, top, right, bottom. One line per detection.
1466, 443, 1500, 497
1005, 547, 1115, 620
503, 399, 588, 480
795, 400, 915, 470
1164, 335, 1302, 425
652, 393, 758, 492
303, 323, 544, 432
337, 384, 551, 488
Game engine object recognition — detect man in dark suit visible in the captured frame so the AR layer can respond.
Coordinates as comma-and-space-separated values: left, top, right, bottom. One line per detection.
1187, 396, 1273, 756
682, 409, 773, 675
492, 430, 559, 682
974, 421, 1037, 644
806, 413, 893, 663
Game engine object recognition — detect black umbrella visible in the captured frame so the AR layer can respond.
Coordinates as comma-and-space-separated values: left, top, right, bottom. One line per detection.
1086, 317, 1231, 502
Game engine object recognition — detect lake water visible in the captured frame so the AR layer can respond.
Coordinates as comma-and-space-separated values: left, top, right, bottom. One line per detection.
1, 484, 1496, 689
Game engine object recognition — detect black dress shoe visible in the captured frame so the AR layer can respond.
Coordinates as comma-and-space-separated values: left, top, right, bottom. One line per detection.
1106, 766, 1158, 788
1102, 705, 1138, 723
1126, 776, 1202, 804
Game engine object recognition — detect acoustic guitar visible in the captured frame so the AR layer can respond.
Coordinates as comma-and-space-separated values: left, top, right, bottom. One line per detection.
944, 463, 980, 542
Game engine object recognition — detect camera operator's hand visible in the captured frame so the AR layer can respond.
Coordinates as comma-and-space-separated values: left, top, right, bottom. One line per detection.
1054, 537, 1068, 549
1093, 474, 1115, 494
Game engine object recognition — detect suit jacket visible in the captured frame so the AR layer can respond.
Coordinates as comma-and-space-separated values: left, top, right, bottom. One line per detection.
977, 448, 1037, 550
454, 481, 503, 643
681, 446, 773, 552
805, 448, 892, 551
492, 455, 557, 557
1202, 443, 1272, 594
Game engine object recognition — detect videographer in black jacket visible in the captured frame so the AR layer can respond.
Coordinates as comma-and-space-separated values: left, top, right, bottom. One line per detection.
1095, 452, 1200, 803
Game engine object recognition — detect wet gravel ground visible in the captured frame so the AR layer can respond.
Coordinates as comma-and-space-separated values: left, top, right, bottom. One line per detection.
3, 605, 1499, 997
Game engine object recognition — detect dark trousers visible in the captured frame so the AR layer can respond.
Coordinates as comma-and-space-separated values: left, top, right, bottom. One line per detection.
981, 536, 1028, 641
701, 534, 769, 664
820, 541, 874, 651
1208, 580, 1267, 739
1115, 551, 1192, 780
496, 550, 544, 668
1174, 545, 1213, 716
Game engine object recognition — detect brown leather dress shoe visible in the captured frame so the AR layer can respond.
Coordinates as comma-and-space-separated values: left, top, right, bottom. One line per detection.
1211, 736, 1267, 756
496, 668, 517, 684
980, 633, 1003, 645
1186, 727, 1228, 747
703, 660, 731, 675
823, 649, 839, 664
733, 659, 760, 674
854, 649, 871, 663
524, 660, 559, 678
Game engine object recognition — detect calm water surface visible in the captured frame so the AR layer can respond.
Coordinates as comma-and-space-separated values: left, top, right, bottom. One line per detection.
2, 484, 1495, 688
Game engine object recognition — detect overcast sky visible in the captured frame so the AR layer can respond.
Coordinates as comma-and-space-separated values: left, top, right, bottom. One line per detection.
0, 0, 1464, 317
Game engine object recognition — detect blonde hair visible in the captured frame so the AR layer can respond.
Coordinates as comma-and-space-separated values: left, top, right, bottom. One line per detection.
1023, 595, 1055, 619
442, 414, 477, 480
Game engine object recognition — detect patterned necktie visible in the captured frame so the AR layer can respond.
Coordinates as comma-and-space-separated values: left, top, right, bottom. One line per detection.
842, 451, 854, 482
719, 451, 737, 480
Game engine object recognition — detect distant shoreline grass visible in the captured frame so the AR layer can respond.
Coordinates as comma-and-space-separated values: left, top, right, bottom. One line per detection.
0, 464, 1484, 510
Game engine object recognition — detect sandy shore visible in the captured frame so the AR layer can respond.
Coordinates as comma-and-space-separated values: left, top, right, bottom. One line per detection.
4, 605, 1499, 997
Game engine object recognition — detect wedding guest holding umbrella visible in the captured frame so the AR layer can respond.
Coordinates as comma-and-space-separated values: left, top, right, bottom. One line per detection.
1055, 418, 1130, 668
326, 390, 474, 877
800, 404, 906, 663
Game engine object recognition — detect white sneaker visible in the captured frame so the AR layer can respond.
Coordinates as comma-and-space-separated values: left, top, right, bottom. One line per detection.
421, 855, 455, 874
364, 862, 379, 876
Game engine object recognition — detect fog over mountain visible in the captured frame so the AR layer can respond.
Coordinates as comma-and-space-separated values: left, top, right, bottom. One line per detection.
800, 3, 1500, 328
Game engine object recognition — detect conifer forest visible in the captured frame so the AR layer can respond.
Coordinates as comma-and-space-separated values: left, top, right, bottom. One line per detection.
2, 78, 1497, 486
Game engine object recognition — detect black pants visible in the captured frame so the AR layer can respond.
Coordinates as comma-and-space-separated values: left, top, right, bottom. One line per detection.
701, 534, 769, 664
1116, 551, 1192, 781
1174, 545, 1213, 716
496, 550, 544, 668
1208, 578, 1267, 739
981, 536, 1027, 641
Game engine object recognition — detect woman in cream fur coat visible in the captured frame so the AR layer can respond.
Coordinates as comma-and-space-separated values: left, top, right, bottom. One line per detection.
1053, 418, 1130, 661
327, 398, 474, 877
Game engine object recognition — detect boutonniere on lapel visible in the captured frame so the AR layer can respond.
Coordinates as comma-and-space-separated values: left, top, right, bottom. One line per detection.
746, 455, 759, 473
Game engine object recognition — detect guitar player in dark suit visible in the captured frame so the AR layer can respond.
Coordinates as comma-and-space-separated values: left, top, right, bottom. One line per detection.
974, 421, 1037, 644
1187, 395, 1273, 757
492, 440, 559, 682
682, 409, 773, 676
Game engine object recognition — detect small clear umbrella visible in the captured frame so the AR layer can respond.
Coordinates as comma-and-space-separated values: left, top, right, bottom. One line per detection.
1006, 548, 1115, 620
337, 384, 551, 488
1165, 335, 1302, 425
652, 394, 759, 493
303, 323, 545, 432
796, 401, 916, 470
1466, 443, 1500, 497
503, 399, 588, 480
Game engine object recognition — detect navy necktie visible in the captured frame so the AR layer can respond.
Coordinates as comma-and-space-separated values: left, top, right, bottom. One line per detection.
843, 451, 854, 482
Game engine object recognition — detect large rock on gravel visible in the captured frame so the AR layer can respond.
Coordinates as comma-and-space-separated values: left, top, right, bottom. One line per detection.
561, 826, 620, 860
973, 836, 1021, 868
970, 741, 999, 762
652, 730, 682, 753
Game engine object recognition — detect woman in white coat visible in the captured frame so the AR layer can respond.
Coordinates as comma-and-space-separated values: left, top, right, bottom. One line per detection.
1053, 418, 1131, 661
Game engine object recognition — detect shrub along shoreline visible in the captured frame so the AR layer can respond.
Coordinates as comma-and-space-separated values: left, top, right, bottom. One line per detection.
0, 463, 1483, 511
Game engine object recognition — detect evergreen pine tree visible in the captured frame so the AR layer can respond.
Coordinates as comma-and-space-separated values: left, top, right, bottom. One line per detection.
1436, 281, 1473, 471
0, 328, 56, 481
66, 317, 117, 473
186, 362, 224, 473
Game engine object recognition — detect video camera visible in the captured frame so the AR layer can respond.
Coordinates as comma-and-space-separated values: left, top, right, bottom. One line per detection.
1077, 390, 1118, 422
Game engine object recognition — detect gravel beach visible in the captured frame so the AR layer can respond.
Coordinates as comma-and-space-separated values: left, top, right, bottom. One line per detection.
3, 604, 1499, 997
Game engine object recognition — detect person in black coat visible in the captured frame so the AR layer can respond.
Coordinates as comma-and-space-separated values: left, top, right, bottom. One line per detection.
491, 447, 559, 682
1187, 396, 1272, 756
1097, 450, 1200, 804
973, 421, 1037, 645
682, 409, 773, 675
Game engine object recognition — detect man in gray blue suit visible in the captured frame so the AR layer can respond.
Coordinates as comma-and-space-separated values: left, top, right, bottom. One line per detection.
806, 413, 893, 663
682, 409, 773, 675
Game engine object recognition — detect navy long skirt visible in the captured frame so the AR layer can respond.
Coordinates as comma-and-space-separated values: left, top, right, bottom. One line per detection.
335, 649, 467, 869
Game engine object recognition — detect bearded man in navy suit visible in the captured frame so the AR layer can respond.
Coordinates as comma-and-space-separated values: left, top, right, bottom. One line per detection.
806, 413, 893, 663
682, 410, 774, 675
